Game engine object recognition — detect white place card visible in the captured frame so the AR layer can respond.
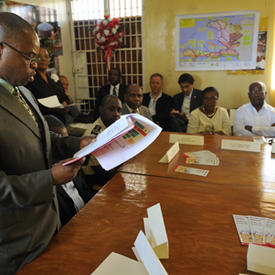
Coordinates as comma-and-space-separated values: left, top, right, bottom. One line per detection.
91, 252, 147, 275
134, 231, 168, 275
221, 139, 261, 153
272, 143, 275, 154
169, 134, 204, 145
144, 203, 169, 259
159, 142, 179, 163
247, 243, 275, 274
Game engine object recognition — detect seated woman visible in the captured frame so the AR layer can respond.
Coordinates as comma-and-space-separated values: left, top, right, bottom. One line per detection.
187, 87, 231, 135
25, 47, 79, 125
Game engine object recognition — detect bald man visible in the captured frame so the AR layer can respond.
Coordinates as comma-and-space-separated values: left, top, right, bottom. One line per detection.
0, 12, 93, 273
233, 81, 275, 136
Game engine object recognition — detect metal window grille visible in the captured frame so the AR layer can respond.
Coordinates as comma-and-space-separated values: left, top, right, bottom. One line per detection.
70, 0, 143, 115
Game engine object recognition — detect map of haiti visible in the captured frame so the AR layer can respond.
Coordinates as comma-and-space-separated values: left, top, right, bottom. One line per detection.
176, 12, 259, 71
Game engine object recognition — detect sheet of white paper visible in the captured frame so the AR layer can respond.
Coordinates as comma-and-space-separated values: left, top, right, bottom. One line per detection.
221, 139, 261, 152
143, 217, 150, 239
134, 231, 168, 275
169, 134, 204, 145
91, 252, 147, 275
147, 203, 168, 247
247, 244, 275, 274
92, 114, 162, 170
38, 95, 63, 108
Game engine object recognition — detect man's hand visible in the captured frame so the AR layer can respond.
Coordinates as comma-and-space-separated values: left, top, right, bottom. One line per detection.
80, 135, 96, 149
245, 125, 253, 132
51, 158, 84, 185
170, 109, 188, 121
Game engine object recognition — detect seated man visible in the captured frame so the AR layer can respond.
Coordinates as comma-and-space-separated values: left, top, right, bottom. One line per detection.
142, 73, 173, 130
82, 95, 122, 191
44, 115, 95, 226
233, 81, 275, 136
122, 84, 152, 120
94, 68, 127, 119
170, 73, 202, 132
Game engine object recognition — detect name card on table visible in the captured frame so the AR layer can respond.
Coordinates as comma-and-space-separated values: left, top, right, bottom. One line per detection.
91, 231, 168, 275
159, 142, 179, 163
221, 139, 261, 152
143, 203, 169, 259
271, 143, 275, 154
247, 244, 275, 274
169, 134, 204, 145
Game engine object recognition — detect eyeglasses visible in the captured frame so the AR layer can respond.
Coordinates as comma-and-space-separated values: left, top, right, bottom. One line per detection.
1, 41, 38, 66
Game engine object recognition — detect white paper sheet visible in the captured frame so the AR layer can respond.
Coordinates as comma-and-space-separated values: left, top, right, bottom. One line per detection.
63, 114, 162, 169
38, 95, 63, 108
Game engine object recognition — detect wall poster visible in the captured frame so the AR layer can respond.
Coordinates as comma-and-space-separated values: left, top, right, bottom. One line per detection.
175, 11, 260, 71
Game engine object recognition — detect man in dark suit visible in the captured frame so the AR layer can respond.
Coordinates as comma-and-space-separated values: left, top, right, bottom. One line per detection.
122, 84, 152, 120
169, 73, 203, 132
0, 13, 93, 273
94, 67, 127, 119
142, 73, 173, 130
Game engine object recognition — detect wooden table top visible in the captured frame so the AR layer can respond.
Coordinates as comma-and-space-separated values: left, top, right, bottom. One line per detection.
19, 173, 275, 275
119, 132, 275, 187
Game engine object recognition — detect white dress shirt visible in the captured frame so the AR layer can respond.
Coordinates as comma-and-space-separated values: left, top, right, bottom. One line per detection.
110, 83, 120, 96
233, 102, 275, 137
187, 106, 231, 135
148, 92, 162, 116
62, 181, 85, 212
181, 90, 193, 119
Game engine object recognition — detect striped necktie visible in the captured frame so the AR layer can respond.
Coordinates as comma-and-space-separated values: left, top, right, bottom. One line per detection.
13, 87, 38, 127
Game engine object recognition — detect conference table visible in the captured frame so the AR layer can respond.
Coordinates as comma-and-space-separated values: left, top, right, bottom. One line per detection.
18, 132, 275, 274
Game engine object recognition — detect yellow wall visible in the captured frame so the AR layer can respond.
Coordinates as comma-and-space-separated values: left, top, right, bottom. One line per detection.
143, 0, 274, 108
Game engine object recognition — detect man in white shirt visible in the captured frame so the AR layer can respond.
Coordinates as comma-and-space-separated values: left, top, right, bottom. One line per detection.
233, 81, 275, 137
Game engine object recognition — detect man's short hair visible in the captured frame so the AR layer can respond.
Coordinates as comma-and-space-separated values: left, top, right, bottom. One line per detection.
0, 12, 34, 43
150, 73, 163, 81
100, 94, 120, 107
109, 68, 121, 77
249, 81, 266, 94
125, 84, 142, 95
178, 73, 194, 85
202, 86, 219, 99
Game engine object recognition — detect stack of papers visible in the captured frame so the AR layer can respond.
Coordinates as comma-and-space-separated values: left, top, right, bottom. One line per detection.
64, 114, 162, 170
182, 150, 219, 166
233, 214, 275, 247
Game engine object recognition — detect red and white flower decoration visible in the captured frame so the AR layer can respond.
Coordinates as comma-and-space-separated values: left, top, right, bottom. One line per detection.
93, 14, 124, 71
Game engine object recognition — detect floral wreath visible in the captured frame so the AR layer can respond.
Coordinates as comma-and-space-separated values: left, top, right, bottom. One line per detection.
92, 14, 124, 71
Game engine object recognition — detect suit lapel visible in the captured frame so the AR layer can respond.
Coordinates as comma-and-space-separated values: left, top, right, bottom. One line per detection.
19, 86, 52, 163
0, 85, 41, 138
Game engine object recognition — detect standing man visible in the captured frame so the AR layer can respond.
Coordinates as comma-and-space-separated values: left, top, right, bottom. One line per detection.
94, 67, 127, 119
0, 13, 92, 273
142, 73, 173, 130
122, 84, 152, 120
170, 73, 202, 132
234, 81, 275, 136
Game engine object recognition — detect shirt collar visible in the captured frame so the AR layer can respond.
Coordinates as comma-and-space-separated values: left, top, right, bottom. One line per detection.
126, 103, 139, 113
0, 78, 14, 94
150, 92, 162, 101
185, 89, 193, 99
249, 101, 268, 111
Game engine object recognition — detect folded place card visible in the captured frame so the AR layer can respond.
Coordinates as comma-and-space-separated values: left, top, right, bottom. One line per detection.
91, 230, 168, 275
247, 243, 275, 274
169, 134, 204, 145
272, 143, 275, 154
91, 252, 147, 275
143, 203, 169, 259
221, 139, 261, 152
159, 142, 179, 163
